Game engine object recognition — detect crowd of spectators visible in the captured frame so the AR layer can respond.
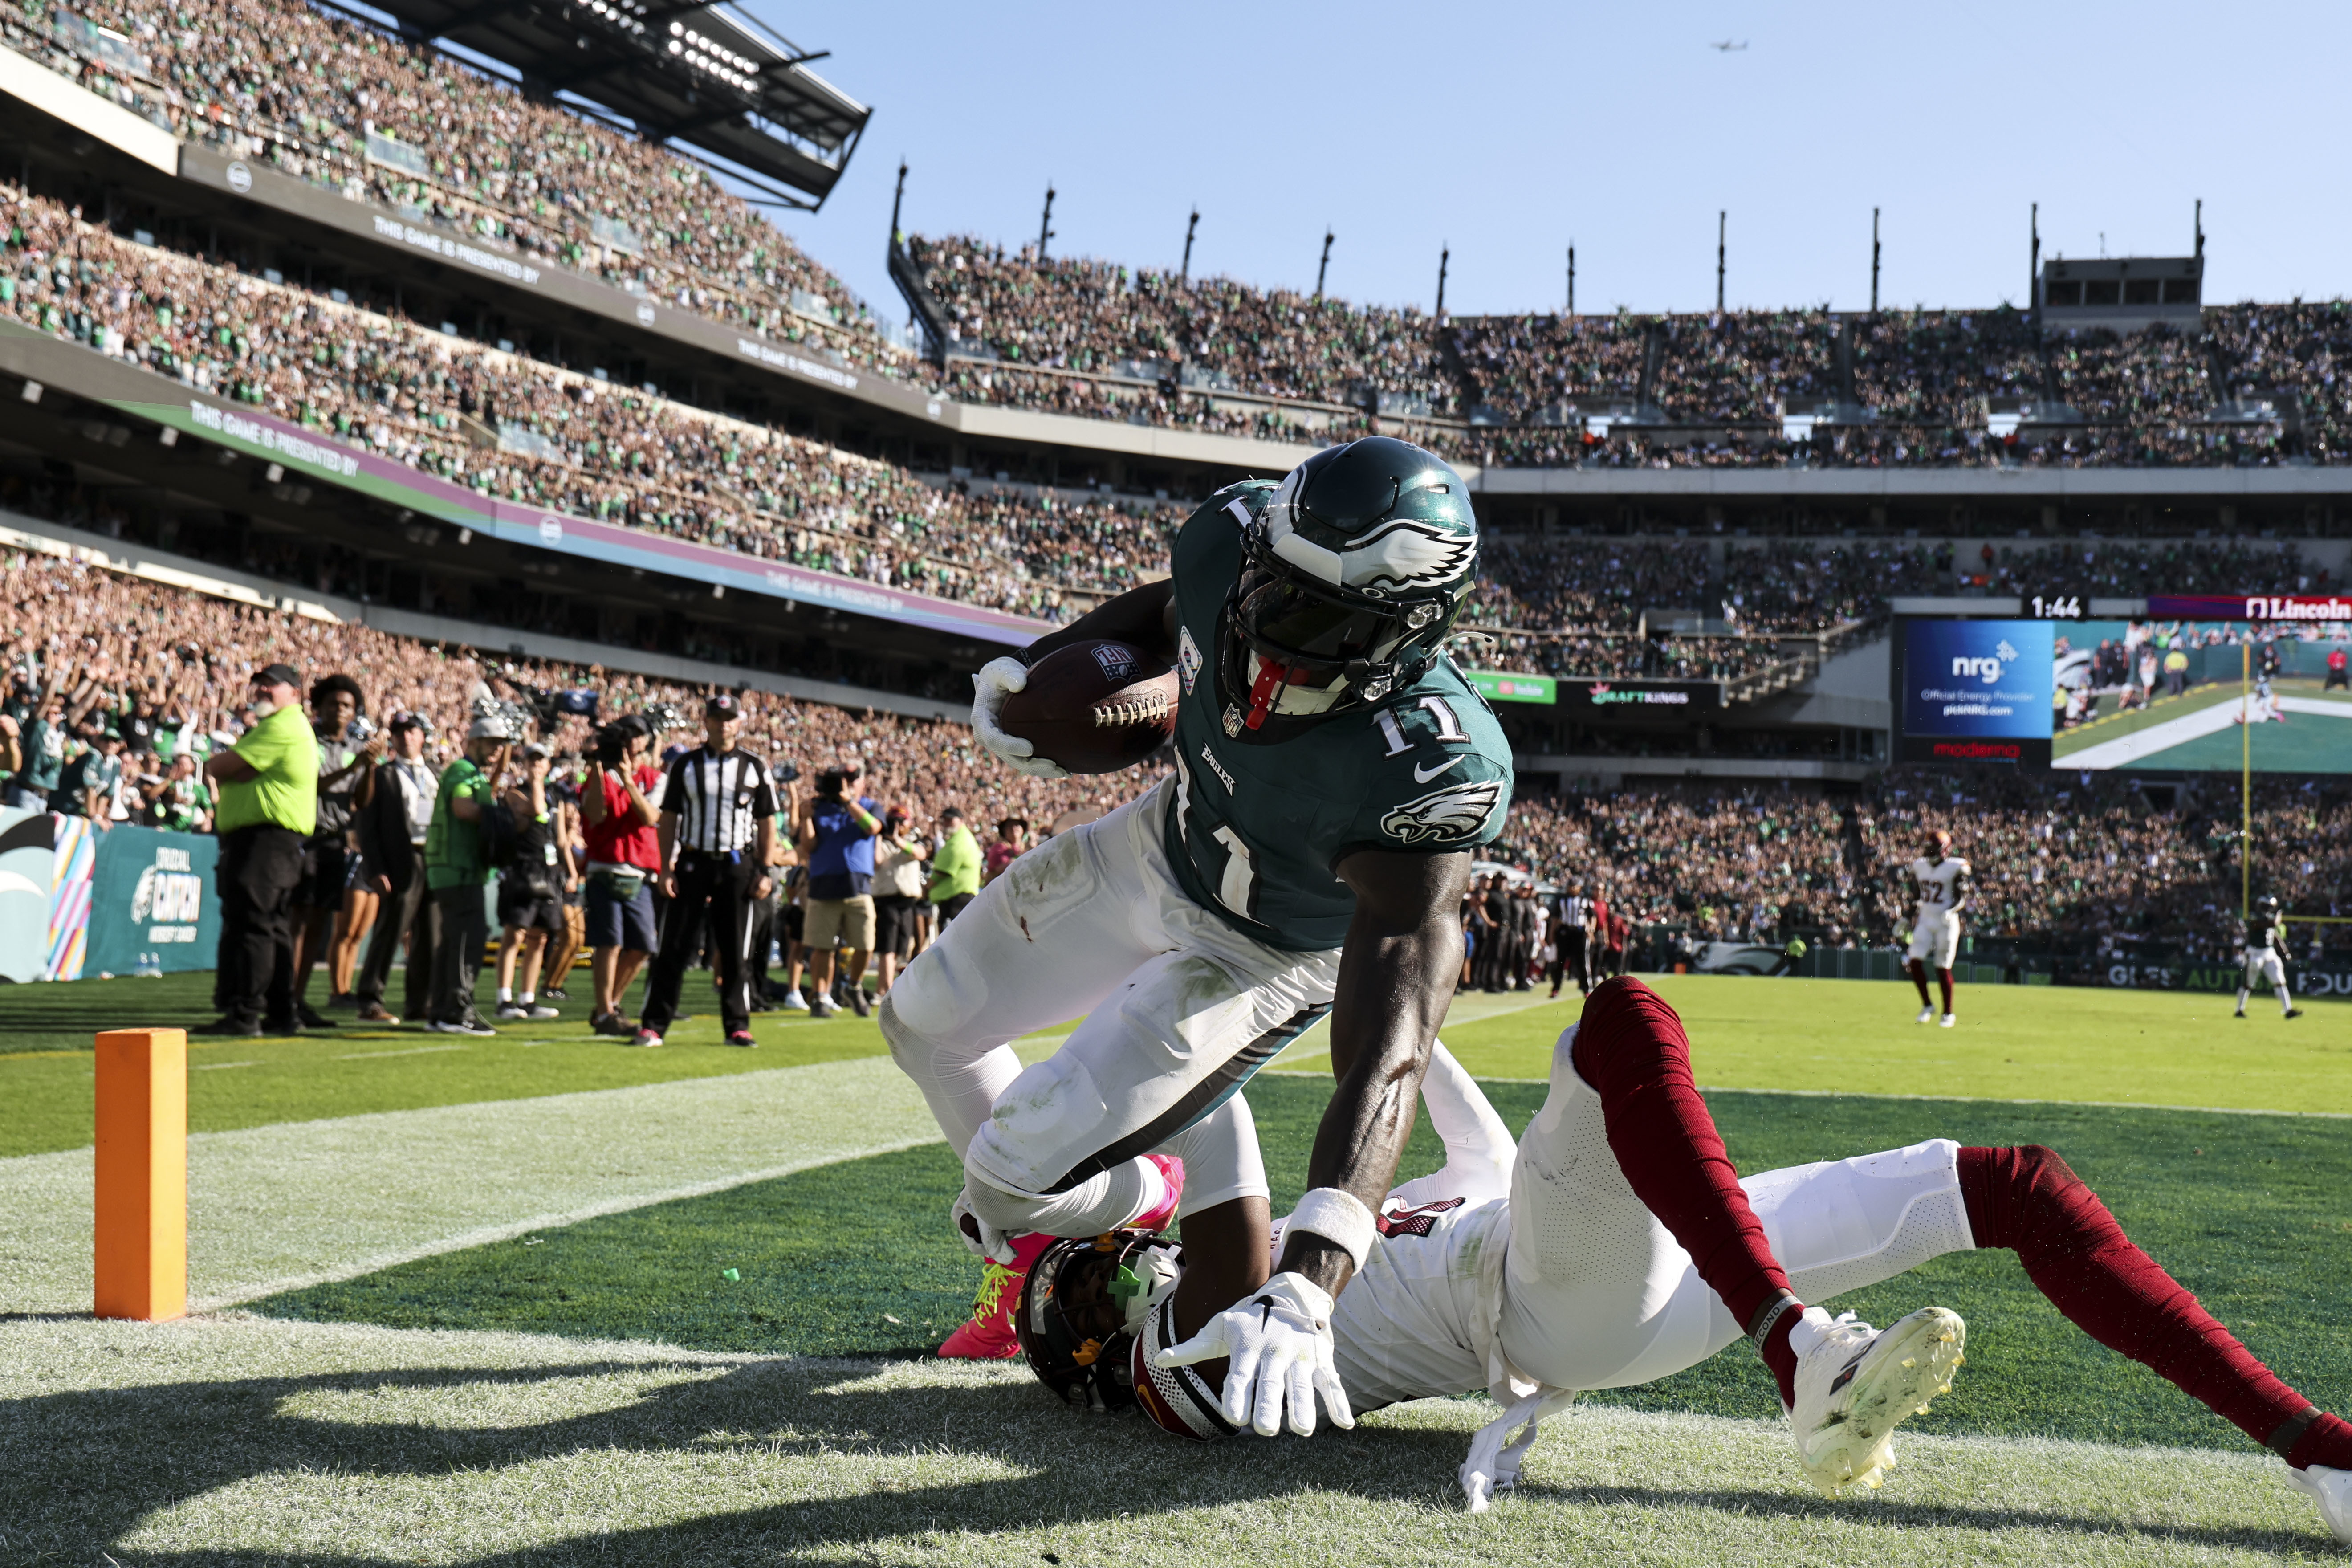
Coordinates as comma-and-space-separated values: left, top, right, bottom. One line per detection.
26, 0, 2352, 475
1496, 769, 2351, 962
9, 551, 2347, 983
3, 179, 2336, 693
3, 183, 1186, 619
888, 234, 2352, 471
16, 0, 903, 376
905, 236, 1451, 410
0, 549, 1151, 834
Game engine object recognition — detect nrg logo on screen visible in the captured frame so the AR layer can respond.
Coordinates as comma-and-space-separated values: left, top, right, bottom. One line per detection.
1951, 639, 2022, 683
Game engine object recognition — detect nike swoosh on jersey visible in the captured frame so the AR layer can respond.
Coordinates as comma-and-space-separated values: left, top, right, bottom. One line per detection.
1412, 756, 1466, 782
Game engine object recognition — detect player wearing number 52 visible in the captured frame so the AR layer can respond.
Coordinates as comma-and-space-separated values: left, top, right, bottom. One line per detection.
885, 437, 1520, 1423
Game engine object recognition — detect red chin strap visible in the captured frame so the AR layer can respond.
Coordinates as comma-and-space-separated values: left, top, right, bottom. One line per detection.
1244, 655, 1289, 731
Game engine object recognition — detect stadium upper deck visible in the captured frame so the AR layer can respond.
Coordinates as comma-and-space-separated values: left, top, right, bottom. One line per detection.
13, 0, 2352, 494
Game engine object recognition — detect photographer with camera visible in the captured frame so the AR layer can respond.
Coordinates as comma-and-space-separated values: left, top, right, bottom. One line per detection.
291, 674, 386, 1022
494, 741, 572, 1020
795, 761, 883, 1019
423, 713, 513, 1037
631, 694, 776, 1048
353, 713, 437, 1025
582, 713, 663, 1035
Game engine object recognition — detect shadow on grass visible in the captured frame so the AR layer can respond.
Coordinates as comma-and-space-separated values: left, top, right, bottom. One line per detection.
2, 1351, 2325, 1565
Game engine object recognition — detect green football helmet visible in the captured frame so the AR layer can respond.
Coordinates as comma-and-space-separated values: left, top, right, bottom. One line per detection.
1220, 436, 1479, 736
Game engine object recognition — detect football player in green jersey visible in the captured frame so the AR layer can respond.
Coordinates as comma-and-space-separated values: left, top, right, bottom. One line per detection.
883, 437, 1509, 1430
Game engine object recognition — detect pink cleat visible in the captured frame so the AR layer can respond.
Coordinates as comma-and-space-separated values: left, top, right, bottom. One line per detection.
937, 1230, 1054, 1359
1129, 1153, 1186, 1234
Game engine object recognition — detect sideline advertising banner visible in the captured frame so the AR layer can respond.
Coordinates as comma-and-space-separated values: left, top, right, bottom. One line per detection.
1558, 679, 1722, 712
0, 806, 53, 982
86, 824, 220, 977
1465, 670, 1558, 704
1898, 619, 2055, 766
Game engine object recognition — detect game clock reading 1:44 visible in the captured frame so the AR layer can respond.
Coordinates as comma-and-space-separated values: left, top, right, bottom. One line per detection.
2031, 595, 2085, 619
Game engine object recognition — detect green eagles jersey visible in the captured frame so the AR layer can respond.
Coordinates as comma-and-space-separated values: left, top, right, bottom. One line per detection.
1160, 482, 1514, 953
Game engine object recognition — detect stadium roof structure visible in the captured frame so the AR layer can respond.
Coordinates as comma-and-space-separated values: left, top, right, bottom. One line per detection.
351, 0, 867, 207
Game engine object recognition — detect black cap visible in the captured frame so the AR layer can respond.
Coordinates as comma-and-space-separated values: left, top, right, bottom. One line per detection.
706, 692, 742, 717
253, 662, 300, 688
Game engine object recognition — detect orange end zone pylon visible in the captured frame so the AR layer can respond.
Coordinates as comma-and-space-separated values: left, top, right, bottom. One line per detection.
93, 1027, 187, 1321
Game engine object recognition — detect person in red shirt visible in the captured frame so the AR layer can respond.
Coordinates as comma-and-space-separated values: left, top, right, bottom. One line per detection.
580, 715, 663, 1034
982, 816, 1030, 884
2328, 647, 2349, 692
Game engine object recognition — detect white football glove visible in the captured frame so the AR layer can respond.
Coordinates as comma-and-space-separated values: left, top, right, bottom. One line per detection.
970, 656, 1069, 780
1152, 1271, 1354, 1437
949, 1187, 1016, 1265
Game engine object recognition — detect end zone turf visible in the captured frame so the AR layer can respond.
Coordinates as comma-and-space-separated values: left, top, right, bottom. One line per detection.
2, 1315, 2332, 1566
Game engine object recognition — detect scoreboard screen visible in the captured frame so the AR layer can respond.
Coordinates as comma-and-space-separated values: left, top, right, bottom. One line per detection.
1896, 605, 2352, 774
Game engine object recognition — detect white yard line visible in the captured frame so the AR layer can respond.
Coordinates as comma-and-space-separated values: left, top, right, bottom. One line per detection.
0, 1055, 943, 1316
332, 1044, 470, 1060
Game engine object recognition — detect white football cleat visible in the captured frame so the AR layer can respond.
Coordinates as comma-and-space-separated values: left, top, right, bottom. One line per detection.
1789, 1306, 1966, 1497
2290, 1464, 2352, 1544
1915, 1006, 1935, 1025
1939, 1013, 1956, 1029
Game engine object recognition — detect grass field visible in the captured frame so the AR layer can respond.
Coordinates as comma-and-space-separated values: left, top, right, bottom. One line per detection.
5, 972, 2352, 1563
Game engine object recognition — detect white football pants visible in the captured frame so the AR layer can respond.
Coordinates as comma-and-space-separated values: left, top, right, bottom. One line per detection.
882, 779, 1339, 1239
1495, 1025, 1977, 1392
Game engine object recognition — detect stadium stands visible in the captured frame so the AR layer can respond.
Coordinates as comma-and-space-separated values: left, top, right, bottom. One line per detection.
0, 546, 1144, 827
12, 0, 897, 369
1, 183, 1176, 619
12, 548, 2336, 971
891, 235, 2352, 470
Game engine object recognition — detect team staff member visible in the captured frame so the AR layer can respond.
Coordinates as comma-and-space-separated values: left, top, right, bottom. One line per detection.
871, 806, 930, 998
423, 715, 511, 1036
747, 766, 799, 1010
582, 716, 662, 1036
289, 673, 384, 1024
926, 806, 981, 923
353, 713, 437, 1025
631, 694, 776, 1048
197, 663, 320, 1036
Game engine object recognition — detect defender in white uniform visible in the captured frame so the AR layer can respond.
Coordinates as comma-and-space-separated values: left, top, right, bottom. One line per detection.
2237, 895, 2304, 1020
1016, 1035, 2352, 1543
1905, 829, 1971, 1027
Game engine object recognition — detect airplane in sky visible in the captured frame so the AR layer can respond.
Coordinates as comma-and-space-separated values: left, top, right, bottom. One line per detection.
1711, 39, 1749, 51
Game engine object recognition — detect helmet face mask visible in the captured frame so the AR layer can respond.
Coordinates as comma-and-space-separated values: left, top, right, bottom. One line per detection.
1016, 1232, 1183, 1414
1219, 437, 1478, 739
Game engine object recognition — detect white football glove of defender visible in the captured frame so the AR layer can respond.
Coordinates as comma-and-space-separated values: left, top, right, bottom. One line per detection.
970, 656, 1070, 780
949, 1187, 1017, 1266
1152, 1271, 1354, 1437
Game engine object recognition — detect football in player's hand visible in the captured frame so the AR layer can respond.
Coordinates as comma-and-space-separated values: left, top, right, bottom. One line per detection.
999, 640, 1179, 775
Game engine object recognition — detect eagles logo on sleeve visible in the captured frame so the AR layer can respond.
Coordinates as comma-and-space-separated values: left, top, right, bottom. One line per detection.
1380, 779, 1505, 847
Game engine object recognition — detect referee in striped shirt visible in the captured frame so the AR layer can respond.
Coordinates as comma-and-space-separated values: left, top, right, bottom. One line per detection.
631, 693, 778, 1048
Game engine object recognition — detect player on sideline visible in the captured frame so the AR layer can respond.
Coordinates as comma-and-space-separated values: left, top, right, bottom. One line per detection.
882, 437, 1513, 1417
1906, 828, 1969, 1028
2237, 895, 2304, 1019
1018, 980, 2352, 1544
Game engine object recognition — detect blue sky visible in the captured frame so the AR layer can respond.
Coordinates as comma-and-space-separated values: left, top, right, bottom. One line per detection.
742, 0, 2349, 329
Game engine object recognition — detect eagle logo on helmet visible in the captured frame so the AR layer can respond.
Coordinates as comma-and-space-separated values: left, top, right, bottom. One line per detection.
1380, 779, 1504, 846
1266, 511, 1476, 594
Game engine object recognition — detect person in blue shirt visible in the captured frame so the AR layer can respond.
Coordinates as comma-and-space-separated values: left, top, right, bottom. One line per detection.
794, 762, 881, 1018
